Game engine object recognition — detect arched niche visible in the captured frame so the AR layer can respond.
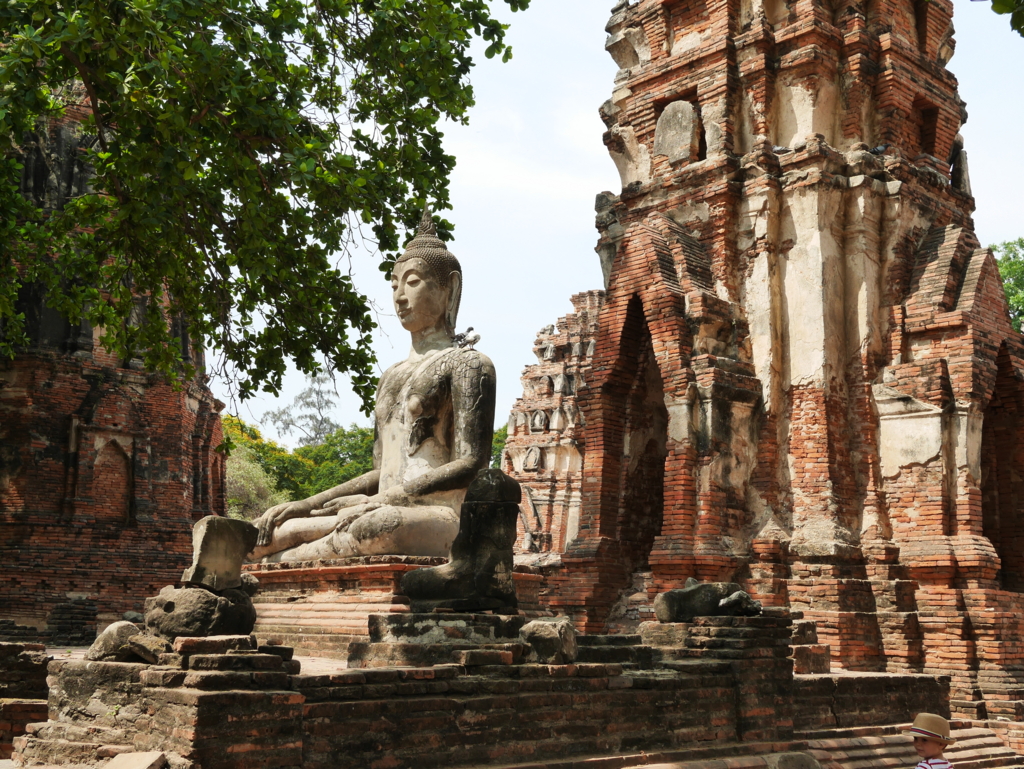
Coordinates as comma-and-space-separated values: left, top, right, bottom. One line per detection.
92, 439, 133, 524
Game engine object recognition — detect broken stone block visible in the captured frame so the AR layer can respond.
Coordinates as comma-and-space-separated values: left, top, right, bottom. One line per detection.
792, 620, 819, 645
86, 621, 142, 661
104, 751, 168, 769
144, 585, 256, 641
127, 634, 172, 664
654, 578, 762, 623
181, 516, 259, 591
401, 469, 521, 613
172, 635, 256, 655
521, 617, 578, 664
793, 644, 831, 674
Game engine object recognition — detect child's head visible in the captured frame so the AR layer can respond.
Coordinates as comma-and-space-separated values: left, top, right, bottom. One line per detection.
903, 713, 955, 759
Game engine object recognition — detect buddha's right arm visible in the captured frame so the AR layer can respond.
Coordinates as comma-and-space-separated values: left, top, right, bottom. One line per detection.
304, 469, 381, 511
256, 469, 381, 547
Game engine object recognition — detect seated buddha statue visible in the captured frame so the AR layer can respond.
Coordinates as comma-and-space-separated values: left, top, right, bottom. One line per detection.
249, 211, 496, 563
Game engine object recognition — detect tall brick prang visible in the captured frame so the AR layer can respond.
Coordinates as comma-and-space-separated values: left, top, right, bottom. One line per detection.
507, 0, 1024, 718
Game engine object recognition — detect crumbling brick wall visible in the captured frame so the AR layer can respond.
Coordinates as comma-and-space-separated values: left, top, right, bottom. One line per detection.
0, 108, 225, 645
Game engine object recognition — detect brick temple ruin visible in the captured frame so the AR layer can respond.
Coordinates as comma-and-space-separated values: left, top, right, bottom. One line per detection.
7, 0, 1024, 764
0, 113, 226, 647
505, 0, 1024, 721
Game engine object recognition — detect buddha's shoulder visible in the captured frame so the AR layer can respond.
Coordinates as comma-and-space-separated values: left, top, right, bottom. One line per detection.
442, 346, 495, 377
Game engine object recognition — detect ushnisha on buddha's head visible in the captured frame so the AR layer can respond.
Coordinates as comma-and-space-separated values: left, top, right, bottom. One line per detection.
391, 209, 462, 341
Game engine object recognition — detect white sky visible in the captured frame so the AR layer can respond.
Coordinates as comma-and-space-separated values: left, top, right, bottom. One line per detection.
215, 0, 1024, 447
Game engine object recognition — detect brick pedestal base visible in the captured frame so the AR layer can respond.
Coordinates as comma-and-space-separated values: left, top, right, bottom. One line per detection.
245, 557, 547, 659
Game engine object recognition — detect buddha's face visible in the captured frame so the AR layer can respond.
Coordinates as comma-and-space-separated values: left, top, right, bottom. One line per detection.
392, 258, 448, 334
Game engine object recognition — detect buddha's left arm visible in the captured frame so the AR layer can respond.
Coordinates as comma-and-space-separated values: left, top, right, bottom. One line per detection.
404, 350, 497, 496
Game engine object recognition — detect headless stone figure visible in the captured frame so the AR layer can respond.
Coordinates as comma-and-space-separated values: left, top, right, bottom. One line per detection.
250, 211, 496, 563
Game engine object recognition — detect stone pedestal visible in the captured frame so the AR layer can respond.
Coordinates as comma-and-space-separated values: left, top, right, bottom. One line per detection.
245, 556, 546, 659
14, 638, 304, 769
346, 612, 527, 668
640, 613, 795, 742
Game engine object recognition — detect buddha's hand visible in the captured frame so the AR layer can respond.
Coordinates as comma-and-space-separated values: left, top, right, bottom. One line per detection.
379, 486, 414, 508
321, 494, 371, 512
255, 499, 313, 547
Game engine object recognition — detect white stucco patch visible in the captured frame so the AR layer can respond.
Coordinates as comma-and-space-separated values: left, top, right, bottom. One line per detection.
873, 385, 944, 478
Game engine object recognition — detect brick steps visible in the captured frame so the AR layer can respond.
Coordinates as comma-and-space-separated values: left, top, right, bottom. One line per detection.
476, 739, 810, 769
802, 724, 1024, 769
470, 722, 1024, 769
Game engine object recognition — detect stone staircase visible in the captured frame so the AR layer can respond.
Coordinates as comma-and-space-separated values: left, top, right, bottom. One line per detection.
801, 724, 1024, 769
472, 722, 1024, 769
575, 633, 656, 667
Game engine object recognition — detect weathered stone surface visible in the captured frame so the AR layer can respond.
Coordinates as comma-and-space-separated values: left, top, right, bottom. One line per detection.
86, 621, 142, 662
181, 516, 259, 591
172, 635, 256, 655
792, 620, 819, 645
794, 644, 831, 675
127, 634, 172, 664
368, 612, 525, 645
144, 585, 256, 641
521, 617, 578, 664
653, 100, 701, 163
105, 751, 168, 769
401, 469, 521, 612
765, 753, 822, 769
654, 580, 762, 623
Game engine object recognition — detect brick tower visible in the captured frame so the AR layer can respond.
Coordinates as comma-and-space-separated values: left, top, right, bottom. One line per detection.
0, 115, 225, 645
507, 0, 1024, 717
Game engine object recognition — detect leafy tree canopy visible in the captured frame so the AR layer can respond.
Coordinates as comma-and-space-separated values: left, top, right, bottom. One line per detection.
1, 0, 529, 408
293, 422, 375, 498
490, 423, 506, 468
225, 444, 290, 520
991, 0, 1024, 38
993, 238, 1024, 333
223, 413, 374, 502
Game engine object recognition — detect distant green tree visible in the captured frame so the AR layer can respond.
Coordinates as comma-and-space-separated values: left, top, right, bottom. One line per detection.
225, 445, 290, 520
993, 238, 1024, 333
491, 424, 508, 469
222, 414, 310, 498
293, 424, 375, 498
264, 374, 342, 447
222, 413, 375, 504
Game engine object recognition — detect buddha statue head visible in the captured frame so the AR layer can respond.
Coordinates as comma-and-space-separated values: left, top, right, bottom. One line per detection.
393, 209, 462, 337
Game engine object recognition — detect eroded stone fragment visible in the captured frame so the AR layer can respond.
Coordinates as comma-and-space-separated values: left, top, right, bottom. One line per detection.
86, 621, 142, 661
127, 634, 172, 664
654, 578, 762, 623
653, 100, 701, 163
181, 516, 259, 591
144, 585, 256, 641
521, 617, 578, 664
401, 469, 521, 613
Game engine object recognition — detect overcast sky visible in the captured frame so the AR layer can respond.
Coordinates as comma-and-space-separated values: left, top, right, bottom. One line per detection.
216, 0, 1024, 447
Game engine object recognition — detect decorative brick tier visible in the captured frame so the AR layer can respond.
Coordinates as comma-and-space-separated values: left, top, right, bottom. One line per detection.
244, 557, 547, 659
13, 615, 965, 769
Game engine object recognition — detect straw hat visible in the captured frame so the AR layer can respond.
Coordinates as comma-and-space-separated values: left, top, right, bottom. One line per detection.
902, 713, 956, 745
